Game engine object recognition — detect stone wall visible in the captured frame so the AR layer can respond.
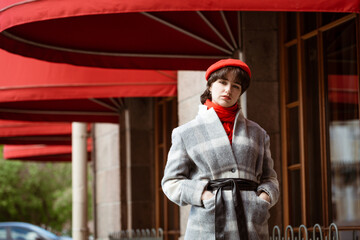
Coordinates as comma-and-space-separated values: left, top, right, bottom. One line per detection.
127, 98, 156, 230
93, 98, 155, 239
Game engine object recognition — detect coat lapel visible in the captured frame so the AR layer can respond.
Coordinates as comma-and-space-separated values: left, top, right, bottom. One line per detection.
198, 105, 229, 144
197, 105, 238, 172
232, 109, 250, 151
232, 108, 247, 143
198, 105, 246, 147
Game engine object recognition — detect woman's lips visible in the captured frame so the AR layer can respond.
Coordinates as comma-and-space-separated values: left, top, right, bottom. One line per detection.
221, 95, 231, 100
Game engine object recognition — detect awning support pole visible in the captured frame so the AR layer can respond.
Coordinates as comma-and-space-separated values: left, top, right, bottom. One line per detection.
72, 122, 88, 240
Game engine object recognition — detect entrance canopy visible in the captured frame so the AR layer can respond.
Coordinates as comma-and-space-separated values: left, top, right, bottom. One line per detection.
0, 49, 177, 122
0, 120, 72, 144
3, 143, 92, 162
1, 0, 358, 70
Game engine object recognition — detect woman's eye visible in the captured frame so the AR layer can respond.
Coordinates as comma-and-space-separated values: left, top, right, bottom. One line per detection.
233, 85, 240, 89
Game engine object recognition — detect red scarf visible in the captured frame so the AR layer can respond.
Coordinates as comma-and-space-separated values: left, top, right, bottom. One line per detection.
204, 99, 238, 144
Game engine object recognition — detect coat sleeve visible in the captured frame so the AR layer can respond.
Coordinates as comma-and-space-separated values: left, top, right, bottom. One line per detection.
257, 133, 280, 208
161, 128, 209, 207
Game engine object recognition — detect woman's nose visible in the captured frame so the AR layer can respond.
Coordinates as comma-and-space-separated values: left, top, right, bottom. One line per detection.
224, 85, 231, 93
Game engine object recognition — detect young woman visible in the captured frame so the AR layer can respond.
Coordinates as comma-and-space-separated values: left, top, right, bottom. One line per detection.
162, 59, 279, 240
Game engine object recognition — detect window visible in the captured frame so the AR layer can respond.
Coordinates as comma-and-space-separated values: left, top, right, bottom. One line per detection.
0, 227, 7, 240
280, 12, 360, 233
323, 19, 360, 227
10, 227, 40, 240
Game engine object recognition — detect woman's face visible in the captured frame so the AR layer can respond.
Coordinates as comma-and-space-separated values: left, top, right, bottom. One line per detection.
209, 70, 242, 108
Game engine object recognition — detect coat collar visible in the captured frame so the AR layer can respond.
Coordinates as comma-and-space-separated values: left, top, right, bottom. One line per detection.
196, 104, 246, 146
197, 104, 246, 131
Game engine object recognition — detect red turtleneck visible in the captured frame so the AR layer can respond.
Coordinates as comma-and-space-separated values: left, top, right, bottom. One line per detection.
204, 99, 238, 144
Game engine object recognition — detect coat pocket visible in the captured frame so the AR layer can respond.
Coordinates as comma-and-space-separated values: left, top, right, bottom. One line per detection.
243, 191, 270, 225
202, 195, 215, 209
186, 203, 216, 236
256, 194, 271, 206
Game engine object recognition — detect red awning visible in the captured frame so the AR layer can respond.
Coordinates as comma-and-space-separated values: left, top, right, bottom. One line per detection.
1, 0, 358, 70
0, 48, 177, 101
3, 143, 92, 162
0, 120, 72, 144
0, 49, 177, 122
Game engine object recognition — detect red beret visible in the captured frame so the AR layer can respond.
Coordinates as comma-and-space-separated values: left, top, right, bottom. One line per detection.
205, 59, 251, 80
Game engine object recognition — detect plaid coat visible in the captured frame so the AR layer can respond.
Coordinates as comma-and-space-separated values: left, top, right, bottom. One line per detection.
161, 105, 279, 240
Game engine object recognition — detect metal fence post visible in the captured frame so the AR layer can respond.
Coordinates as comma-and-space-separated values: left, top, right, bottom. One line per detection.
108, 228, 163, 240
328, 223, 339, 240
271, 223, 343, 240
298, 225, 308, 240
313, 223, 323, 240
285, 225, 294, 240
272, 225, 282, 240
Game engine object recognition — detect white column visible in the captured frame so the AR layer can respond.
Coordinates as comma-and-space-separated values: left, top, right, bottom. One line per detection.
234, 50, 248, 117
72, 122, 88, 240
240, 92, 247, 118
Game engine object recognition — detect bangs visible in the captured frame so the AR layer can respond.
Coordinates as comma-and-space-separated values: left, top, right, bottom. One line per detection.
207, 65, 251, 95
209, 67, 243, 85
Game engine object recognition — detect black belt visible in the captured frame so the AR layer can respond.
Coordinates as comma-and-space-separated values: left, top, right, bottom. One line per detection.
207, 178, 258, 240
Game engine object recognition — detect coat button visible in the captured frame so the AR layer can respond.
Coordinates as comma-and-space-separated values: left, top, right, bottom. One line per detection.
231, 168, 236, 173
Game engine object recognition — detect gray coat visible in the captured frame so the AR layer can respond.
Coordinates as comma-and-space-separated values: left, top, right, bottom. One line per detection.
161, 105, 279, 240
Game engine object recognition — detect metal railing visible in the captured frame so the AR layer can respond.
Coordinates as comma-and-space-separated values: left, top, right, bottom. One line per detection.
108, 228, 163, 240
270, 223, 340, 240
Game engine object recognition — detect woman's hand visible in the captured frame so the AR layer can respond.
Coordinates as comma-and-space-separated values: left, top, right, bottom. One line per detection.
201, 190, 214, 201
259, 191, 271, 203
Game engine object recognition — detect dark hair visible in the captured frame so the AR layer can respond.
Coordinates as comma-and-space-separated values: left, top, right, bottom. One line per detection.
200, 66, 251, 104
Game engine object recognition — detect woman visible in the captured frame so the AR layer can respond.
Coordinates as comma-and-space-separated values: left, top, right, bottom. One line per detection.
161, 59, 279, 240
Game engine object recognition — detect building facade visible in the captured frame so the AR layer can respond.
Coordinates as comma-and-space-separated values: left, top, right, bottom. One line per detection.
92, 11, 359, 240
